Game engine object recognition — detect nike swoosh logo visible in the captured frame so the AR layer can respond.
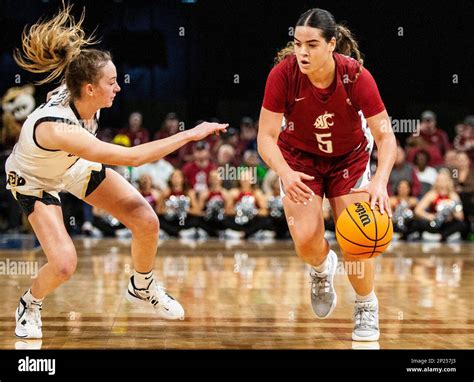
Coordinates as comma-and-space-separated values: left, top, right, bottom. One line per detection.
145, 275, 153, 280
295, 97, 306, 102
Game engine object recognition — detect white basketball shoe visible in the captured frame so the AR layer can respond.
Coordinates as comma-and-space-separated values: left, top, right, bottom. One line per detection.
15, 297, 42, 339
126, 276, 185, 320
310, 249, 338, 319
352, 297, 380, 341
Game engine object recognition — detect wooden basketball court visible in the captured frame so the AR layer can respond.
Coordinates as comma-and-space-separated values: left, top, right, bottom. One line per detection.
0, 237, 472, 349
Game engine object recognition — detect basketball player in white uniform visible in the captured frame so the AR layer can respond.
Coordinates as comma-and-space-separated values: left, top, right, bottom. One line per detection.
6, 84, 105, 206
7, 4, 227, 339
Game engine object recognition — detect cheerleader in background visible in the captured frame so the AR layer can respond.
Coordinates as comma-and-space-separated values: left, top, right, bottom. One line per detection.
195, 170, 233, 238
157, 169, 201, 238
224, 168, 273, 240
263, 170, 290, 239
413, 170, 465, 242
389, 179, 418, 240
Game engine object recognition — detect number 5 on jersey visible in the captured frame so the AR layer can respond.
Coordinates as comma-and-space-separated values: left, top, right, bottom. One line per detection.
314, 132, 333, 154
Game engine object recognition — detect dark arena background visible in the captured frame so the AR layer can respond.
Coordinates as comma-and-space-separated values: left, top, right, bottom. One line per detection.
0, 0, 473, 377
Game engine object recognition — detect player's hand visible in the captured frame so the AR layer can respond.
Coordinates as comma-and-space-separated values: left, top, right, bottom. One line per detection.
280, 170, 315, 205
190, 122, 228, 141
350, 179, 392, 217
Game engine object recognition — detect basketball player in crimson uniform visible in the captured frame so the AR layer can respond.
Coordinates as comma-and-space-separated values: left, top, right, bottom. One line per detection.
258, 8, 396, 341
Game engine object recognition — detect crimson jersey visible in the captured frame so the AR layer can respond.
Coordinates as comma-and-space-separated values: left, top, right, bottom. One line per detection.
262, 53, 385, 157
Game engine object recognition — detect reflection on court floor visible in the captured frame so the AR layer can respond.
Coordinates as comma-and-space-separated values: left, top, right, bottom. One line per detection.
0, 238, 472, 349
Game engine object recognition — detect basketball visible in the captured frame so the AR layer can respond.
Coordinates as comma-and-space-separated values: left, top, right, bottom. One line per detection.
336, 202, 393, 259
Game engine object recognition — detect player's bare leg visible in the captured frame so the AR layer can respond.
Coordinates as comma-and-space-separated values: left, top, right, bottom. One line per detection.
283, 195, 338, 319
16, 202, 76, 338
282, 195, 327, 265
330, 192, 379, 341
85, 168, 184, 319
330, 193, 374, 295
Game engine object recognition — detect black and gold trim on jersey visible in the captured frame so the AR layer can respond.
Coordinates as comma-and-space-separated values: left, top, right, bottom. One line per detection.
32, 117, 77, 152
69, 101, 99, 135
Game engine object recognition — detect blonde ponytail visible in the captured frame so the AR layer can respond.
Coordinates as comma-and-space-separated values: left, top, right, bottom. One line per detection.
13, 2, 97, 85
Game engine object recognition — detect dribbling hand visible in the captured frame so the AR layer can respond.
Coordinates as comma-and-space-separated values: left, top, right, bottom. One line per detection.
350, 179, 392, 217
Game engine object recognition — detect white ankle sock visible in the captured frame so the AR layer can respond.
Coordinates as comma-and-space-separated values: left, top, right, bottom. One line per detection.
133, 270, 154, 289
356, 290, 377, 303
313, 258, 328, 273
22, 289, 44, 307
313, 248, 335, 273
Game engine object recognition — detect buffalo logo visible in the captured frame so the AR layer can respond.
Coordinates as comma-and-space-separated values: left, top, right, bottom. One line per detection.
7, 171, 26, 187
354, 202, 371, 227
314, 111, 335, 129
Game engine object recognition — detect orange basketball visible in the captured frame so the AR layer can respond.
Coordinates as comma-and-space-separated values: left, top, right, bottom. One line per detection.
336, 202, 393, 259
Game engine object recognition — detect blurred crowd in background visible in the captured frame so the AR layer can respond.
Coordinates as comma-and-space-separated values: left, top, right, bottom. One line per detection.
1, 98, 473, 243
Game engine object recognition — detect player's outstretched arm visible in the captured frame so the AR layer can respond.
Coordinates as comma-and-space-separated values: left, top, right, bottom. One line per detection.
36, 120, 227, 167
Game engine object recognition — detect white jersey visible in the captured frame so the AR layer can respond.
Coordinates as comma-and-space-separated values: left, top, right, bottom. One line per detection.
5, 85, 104, 201
6, 85, 99, 180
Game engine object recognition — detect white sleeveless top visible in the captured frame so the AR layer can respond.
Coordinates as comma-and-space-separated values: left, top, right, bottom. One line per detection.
6, 85, 100, 180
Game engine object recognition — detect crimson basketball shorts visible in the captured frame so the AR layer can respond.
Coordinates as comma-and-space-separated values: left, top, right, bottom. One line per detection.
279, 138, 371, 199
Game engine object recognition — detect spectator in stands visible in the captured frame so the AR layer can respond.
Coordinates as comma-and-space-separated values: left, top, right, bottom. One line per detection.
389, 146, 421, 197
453, 115, 474, 166
419, 110, 450, 155
413, 150, 438, 197
111, 134, 132, 181
130, 157, 174, 191
213, 127, 240, 155
406, 110, 449, 167
154, 112, 182, 167
236, 116, 257, 157
182, 141, 216, 194
217, 144, 236, 167
119, 111, 149, 146
453, 151, 474, 239
216, 144, 237, 189
154, 112, 180, 140
239, 150, 267, 185
443, 149, 459, 173
173, 117, 220, 167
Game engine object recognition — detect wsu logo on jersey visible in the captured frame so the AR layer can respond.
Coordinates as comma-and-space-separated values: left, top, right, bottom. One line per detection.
313, 111, 335, 129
